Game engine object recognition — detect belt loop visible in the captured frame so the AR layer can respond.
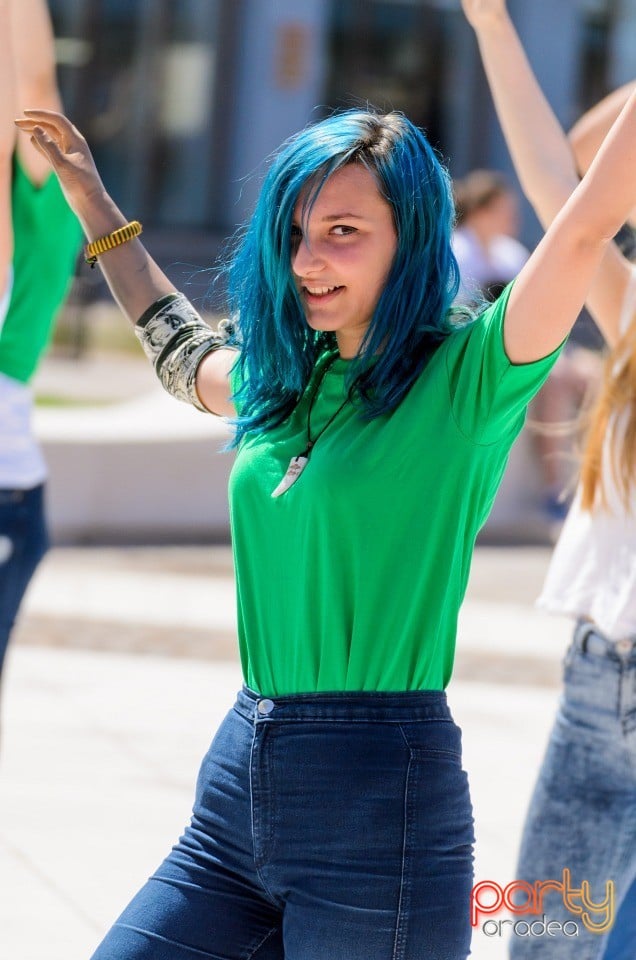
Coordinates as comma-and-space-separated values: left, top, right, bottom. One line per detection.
577, 621, 593, 654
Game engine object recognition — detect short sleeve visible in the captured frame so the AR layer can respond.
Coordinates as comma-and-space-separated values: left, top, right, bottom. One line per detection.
444, 281, 564, 445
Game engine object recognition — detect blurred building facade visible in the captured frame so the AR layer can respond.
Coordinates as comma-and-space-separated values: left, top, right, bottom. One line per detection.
50, 0, 635, 287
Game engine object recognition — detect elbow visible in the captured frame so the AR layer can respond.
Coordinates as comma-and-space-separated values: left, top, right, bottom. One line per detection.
550, 207, 613, 259
553, 180, 631, 250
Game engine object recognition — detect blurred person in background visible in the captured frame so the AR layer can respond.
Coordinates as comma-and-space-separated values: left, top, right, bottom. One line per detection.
0, 0, 81, 715
463, 0, 636, 957
0, 0, 15, 332
452, 168, 529, 305
16, 66, 636, 959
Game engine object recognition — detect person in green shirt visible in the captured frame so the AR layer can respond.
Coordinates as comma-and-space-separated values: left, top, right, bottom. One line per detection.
17, 80, 636, 958
0, 0, 81, 707
0, 0, 15, 327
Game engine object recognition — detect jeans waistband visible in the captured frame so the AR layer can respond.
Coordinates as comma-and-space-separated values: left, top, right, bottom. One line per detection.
234, 685, 452, 723
0, 483, 44, 506
573, 620, 636, 659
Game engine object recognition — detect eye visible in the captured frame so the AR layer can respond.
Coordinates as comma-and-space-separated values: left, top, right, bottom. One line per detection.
331, 224, 357, 237
290, 223, 302, 249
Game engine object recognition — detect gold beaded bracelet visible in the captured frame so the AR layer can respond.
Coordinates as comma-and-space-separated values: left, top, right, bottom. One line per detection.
84, 220, 143, 268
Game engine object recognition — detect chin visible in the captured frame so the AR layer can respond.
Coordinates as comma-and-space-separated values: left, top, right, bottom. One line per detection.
304, 316, 339, 333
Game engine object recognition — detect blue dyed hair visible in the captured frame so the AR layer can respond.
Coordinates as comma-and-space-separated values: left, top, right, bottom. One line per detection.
223, 109, 466, 443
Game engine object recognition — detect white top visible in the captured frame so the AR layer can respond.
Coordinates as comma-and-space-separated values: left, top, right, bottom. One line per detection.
538, 267, 636, 639
452, 226, 529, 304
0, 371, 47, 489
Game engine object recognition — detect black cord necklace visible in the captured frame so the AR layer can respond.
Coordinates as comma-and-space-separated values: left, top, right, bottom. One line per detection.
271, 353, 351, 498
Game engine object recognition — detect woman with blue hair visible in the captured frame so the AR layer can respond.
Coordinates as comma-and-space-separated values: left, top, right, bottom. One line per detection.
16, 91, 636, 958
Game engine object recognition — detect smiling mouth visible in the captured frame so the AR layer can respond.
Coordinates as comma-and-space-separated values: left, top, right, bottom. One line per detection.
302, 284, 344, 299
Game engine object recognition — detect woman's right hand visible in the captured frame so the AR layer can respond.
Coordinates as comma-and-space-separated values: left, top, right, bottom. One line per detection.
461, 0, 508, 29
15, 109, 106, 216
16, 108, 181, 333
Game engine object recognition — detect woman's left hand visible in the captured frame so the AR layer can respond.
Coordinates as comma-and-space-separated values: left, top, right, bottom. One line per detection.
461, 0, 508, 29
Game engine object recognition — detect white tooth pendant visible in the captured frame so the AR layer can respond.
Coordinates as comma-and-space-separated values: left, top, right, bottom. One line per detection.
271, 454, 309, 498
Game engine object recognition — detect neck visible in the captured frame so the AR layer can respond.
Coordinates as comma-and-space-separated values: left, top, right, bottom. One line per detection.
335, 331, 362, 359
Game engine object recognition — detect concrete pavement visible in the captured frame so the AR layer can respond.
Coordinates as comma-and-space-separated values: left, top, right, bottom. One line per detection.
1, 545, 572, 959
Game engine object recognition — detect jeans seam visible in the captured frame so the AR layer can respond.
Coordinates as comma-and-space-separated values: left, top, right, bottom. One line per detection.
249, 725, 281, 909
244, 923, 281, 960
114, 923, 225, 958
392, 725, 414, 960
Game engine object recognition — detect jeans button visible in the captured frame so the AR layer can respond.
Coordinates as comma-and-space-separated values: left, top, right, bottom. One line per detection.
615, 639, 633, 655
257, 698, 275, 715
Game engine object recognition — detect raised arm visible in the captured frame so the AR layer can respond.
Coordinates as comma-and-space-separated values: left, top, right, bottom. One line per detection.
569, 81, 636, 182
0, 0, 16, 303
462, 0, 579, 226
14, 110, 236, 416
462, 0, 635, 347
505, 89, 636, 362
10, 0, 62, 187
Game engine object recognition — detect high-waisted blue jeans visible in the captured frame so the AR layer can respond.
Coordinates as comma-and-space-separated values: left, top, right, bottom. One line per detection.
0, 483, 48, 679
91, 687, 474, 960
510, 621, 636, 960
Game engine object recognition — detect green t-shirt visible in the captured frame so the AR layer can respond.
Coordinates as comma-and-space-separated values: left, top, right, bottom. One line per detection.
229, 284, 561, 696
0, 156, 82, 383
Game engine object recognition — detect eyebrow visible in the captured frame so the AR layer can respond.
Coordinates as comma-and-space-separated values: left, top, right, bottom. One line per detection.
291, 211, 367, 226
320, 212, 365, 221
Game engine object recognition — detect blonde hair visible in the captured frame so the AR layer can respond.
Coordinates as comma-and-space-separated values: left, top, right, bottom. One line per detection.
580, 317, 636, 511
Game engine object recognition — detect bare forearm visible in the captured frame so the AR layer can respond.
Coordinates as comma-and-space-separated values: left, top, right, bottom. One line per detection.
505, 91, 636, 360
74, 189, 176, 323
0, 0, 17, 157
470, 11, 579, 227
14, 109, 177, 321
11, 0, 64, 184
0, 0, 16, 284
10, 0, 60, 108
567, 90, 636, 245
569, 80, 636, 177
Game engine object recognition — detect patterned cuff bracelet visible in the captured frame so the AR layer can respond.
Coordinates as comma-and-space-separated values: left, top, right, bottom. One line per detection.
135, 292, 236, 412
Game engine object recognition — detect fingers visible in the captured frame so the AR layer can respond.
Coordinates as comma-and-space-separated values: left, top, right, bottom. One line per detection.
28, 125, 65, 165
22, 107, 75, 131
16, 109, 84, 147
15, 118, 66, 155
15, 117, 66, 138
28, 131, 51, 162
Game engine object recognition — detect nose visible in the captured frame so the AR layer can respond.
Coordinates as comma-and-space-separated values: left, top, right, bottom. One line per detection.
292, 237, 325, 278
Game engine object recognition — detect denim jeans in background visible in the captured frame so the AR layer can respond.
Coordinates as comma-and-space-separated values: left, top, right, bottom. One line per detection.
510, 621, 636, 960
0, 484, 48, 678
91, 686, 475, 960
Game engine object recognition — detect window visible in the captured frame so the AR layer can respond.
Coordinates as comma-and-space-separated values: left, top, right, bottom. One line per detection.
50, 0, 225, 228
